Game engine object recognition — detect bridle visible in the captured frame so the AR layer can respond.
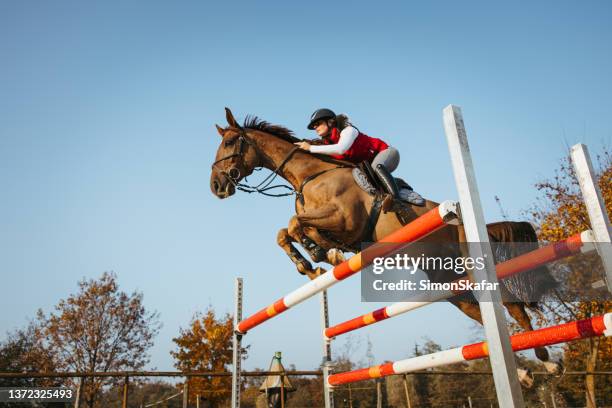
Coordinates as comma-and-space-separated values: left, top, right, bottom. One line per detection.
211, 128, 300, 197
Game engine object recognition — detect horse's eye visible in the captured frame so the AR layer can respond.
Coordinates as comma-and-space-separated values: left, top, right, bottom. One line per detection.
224, 138, 236, 147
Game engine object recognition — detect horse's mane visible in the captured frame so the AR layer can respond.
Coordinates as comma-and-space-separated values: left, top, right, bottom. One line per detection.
243, 115, 300, 143
243, 114, 355, 167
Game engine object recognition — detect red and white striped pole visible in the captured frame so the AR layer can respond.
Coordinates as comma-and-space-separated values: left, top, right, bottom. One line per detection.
236, 201, 459, 334
328, 313, 612, 386
325, 230, 595, 339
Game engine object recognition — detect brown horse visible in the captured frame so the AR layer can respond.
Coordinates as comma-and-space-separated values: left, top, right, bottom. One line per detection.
210, 108, 560, 379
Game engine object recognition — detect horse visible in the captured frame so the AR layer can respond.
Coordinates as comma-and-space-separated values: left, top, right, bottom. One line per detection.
209, 108, 561, 380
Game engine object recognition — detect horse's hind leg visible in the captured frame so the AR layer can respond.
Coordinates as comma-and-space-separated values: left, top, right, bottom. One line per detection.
505, 303, 562, 374
448, 296, 483, 324
448, 295, 540, 387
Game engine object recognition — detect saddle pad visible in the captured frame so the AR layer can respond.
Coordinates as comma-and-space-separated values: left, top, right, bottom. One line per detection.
352, 167, 377, 195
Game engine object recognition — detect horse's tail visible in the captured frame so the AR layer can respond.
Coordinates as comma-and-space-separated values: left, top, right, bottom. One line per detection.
486, 221, 558, 306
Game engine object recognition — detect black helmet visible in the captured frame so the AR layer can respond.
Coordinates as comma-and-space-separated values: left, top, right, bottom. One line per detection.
307, 108, 336, 129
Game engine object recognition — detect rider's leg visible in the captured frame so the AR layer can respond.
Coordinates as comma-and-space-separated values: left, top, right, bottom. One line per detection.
372, 147, 401, 198
372, 147, 425, 205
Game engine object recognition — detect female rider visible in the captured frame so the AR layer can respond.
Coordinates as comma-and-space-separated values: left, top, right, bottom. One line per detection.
294, 108, 422, 203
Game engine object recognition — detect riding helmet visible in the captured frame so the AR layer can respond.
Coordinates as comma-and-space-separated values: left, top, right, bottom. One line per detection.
307, 108, 336, 129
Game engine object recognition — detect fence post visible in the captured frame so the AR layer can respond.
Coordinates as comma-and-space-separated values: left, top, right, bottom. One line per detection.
280, 373, 286, 408
183, 381, 189, 408
443, 104, 525, 408
570, 143, 612, 292
122, 376, 129, 408
403, 374, 411, 408
320, 290, 334, 408
232, 278, 244, 408
74, 376, 83, 408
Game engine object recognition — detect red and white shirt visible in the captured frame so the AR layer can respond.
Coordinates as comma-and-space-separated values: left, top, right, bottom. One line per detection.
310, 126, 389, 163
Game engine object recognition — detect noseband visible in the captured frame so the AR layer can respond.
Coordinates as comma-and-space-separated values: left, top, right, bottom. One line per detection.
212, 128, 300, 197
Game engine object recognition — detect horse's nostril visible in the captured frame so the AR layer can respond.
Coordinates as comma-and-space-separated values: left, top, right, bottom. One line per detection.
213, 181, 220, 192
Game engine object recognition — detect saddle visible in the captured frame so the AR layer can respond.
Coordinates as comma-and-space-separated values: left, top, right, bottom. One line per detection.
353, 161, 424, 229
354, 162, 422, 203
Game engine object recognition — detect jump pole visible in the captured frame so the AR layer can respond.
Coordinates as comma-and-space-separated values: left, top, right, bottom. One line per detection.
236, 201, 459, 334
327, 313, 612, 386
570, 143, 612, 292
443, 104, 525, 408
325, 230, 596, 339
231, 278, 243, 408
320, 291, 334, 408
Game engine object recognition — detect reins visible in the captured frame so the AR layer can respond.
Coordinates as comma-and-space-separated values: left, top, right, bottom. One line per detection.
212, 128, 345, 198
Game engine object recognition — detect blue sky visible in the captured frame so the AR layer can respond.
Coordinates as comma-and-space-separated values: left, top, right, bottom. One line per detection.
1, 1, 611, 372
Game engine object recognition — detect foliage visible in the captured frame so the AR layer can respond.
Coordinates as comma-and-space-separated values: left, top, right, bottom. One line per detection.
528, 146, 611, 408
36, 272, 161, 408
0, 323, 65, 408
171, 308, 247, 407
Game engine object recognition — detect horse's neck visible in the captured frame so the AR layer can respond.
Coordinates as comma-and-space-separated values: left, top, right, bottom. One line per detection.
251, 131, 335, 189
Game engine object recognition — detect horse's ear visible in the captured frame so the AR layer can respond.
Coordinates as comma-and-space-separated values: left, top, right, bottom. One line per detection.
225, 107, 240, 128
215, 124, 225, 137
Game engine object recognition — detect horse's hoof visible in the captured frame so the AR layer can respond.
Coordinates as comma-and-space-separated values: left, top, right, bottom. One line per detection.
305, 271, 317, 280
310, 246, 327, 263
517, 368, 534, 388
306, 267, 326, 280
327, 249, 345, 265
296, 260, 313, 276
543, 360, 564, 376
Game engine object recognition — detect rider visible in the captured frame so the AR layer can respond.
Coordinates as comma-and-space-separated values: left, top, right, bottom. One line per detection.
295, 108, 421, 202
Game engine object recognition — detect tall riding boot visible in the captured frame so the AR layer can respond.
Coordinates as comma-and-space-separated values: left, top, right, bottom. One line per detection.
373, 164, 400, 199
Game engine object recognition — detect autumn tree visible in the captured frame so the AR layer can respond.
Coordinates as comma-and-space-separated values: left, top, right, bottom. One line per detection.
0, 322, 64, 408
171, 308, 247, 408
36, 272, 161, 408
529, 146, 611, 408
0, 323, 57, 387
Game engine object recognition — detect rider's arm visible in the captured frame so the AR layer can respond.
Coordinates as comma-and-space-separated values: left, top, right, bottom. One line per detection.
309, 127, 358, 155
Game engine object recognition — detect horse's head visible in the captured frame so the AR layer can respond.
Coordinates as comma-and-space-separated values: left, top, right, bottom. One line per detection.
210, 108, 262, 199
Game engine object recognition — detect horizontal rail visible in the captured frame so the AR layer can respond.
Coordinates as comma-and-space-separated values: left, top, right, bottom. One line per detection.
0, 370, 322, 378
328, 313, 612, 386
2, 370, 609, 379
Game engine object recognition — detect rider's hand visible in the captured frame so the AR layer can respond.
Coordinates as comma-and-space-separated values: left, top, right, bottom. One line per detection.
294, 141, 311, 151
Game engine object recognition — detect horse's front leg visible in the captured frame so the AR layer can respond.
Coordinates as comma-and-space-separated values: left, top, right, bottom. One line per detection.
302, 226, 346, 266
281, 205, 346, 278
284, 216, 328, 280
277, 228, 320, 278
296, 205, 349, 266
